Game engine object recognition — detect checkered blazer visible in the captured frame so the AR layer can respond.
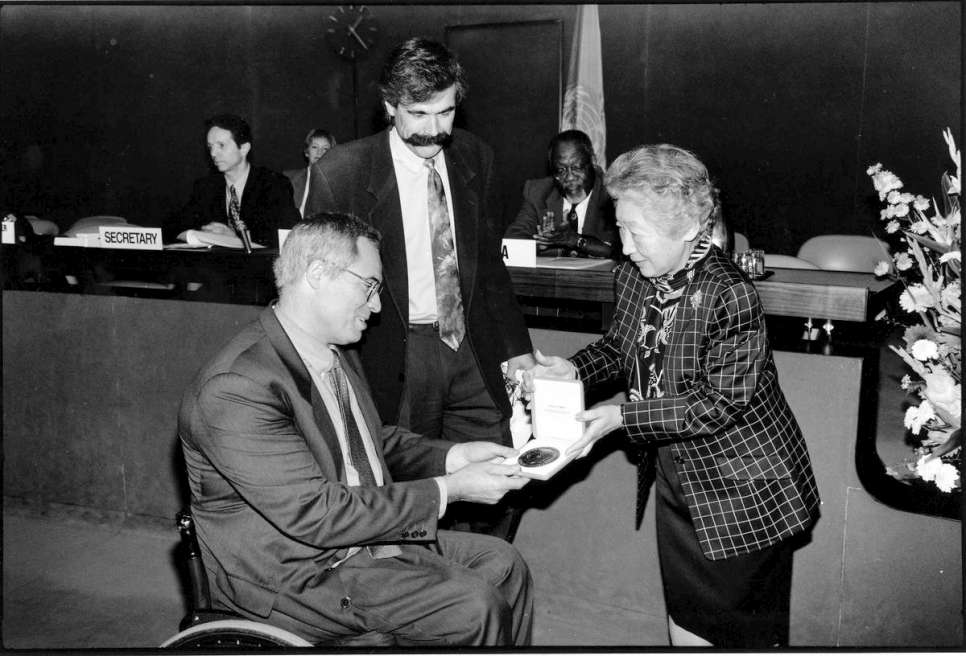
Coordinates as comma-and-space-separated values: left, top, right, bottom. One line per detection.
571, 248, 820, 560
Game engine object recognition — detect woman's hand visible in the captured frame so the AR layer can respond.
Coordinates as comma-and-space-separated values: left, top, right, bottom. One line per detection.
521, 349, 576, 395
565, 404, 623, 458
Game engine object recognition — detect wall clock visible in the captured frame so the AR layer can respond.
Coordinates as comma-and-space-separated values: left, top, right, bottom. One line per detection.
325, 5, 379, 61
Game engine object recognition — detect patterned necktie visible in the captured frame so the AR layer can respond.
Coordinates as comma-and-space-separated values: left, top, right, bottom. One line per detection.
425, 157, 466, 351
329, 354, 401, 558
228, 185, 253, 253
329, 355, 377, 488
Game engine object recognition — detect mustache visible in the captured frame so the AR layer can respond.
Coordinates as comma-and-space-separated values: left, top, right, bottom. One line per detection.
403, 132, 452, 148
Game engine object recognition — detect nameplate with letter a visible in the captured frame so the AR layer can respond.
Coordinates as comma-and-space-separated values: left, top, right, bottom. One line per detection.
99, 226, 163, 250
501, 238, 536, 268
1, 216, 15, 244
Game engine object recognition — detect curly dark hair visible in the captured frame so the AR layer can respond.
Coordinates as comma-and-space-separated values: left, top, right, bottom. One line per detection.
378, 37, 467, 109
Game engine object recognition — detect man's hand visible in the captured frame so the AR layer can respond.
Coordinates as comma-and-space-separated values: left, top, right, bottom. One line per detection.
445, 461, 528, 504
564, 404, 623, 458
446, 441, 517, 473
201, 221, 235, 235
504, 352, 536, 383
521, 349, 577, 395
534, 224, 579, 250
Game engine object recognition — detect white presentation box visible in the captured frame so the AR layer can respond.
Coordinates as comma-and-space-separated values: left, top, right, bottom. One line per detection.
501, 238, 536, 268
510, 377, 586, 480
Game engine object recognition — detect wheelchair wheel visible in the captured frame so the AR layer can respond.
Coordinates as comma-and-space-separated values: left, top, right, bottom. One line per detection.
160, 619, 313, 649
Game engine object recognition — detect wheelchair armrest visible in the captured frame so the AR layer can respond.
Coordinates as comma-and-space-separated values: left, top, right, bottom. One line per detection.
180, 608, 244, 632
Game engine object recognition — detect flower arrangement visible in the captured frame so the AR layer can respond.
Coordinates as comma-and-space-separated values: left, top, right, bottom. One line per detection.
868, 128, 961, 493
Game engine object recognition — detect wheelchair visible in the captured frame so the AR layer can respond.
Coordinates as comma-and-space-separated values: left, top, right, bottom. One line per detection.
160, 511, 394, 649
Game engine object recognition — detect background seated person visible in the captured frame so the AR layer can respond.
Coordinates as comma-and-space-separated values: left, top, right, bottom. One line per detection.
164, 113, 299, 247
504, 129, 618, 258
285, 128, 337, 217
179, 213, 533, 647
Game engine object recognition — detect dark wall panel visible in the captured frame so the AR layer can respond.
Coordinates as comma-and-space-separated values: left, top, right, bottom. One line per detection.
0, 3, 960, 254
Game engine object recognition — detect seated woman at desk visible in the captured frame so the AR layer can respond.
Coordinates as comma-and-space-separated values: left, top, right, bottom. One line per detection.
524, 143, 820, 647
504, 130, 618, 258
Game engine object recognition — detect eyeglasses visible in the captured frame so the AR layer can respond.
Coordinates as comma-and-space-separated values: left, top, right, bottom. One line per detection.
341, 268, 383, 302
552, 164, 588, 179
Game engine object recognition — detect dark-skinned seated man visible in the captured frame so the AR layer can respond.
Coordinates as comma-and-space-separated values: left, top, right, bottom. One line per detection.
178, 213, 533, 647
504, 129, 618, 258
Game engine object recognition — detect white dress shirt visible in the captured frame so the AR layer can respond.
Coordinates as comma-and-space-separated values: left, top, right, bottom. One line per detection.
273, 306, 448, 546
562, 189, 594, 234
388, 127, 458, 324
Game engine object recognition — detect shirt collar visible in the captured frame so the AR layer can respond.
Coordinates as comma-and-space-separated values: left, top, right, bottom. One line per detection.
389, 126, 444, 173
225, 163, 251, 192
273, 304, 337, 373
563, 188, 593, 212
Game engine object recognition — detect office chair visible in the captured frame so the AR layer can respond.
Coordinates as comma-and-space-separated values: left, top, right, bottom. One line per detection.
733, 231, 750, 254
796, 234, 890, 273
160, 511, 394, 649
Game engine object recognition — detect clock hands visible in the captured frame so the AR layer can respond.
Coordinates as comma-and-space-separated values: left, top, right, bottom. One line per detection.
347, 25, 368, 50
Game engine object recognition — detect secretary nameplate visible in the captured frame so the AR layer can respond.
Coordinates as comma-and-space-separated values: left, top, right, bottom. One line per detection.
99, 226, 163, 250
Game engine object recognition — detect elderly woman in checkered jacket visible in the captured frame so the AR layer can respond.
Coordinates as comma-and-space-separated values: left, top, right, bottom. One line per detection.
524, 143, 820, 648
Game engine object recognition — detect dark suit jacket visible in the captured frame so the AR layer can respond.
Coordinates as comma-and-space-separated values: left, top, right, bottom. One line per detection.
503, 172, 619, 257
166, 166, 300, 246
179, 307, 452, 619
570, 248, 820, 560
303, 129, 533, 431
283, 166, 309, 214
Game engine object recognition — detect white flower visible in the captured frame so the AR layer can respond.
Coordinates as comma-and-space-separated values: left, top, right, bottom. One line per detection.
690, 290, 703, 310
898, 284, 936, 312
893, 203, 910, 218
923, 372, 962, 422
893, 252, 914, 271
904, 400, 935, 434
873, 260, 891, 277
913, 195, 931, 211
900, 374, 912, 390
867, 163, 882, 175
910, 339, 939, 360
917, 455, 960, 492
872, 169, 904, 200
886, 220, 900, 234
909, 220, 930, 234
941, 281, 961, 309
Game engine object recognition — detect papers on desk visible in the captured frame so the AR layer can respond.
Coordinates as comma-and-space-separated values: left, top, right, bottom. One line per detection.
178, 229, 265, 250
535, 256, 613, 270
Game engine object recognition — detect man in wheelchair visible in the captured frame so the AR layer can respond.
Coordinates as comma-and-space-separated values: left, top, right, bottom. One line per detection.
178, 213, 533, 647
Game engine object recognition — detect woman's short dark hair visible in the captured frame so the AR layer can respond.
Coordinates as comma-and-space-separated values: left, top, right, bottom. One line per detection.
378, 37, 467, 108
304, 129, 336, 148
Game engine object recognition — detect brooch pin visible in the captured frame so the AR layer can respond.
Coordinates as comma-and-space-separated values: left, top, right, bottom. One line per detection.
690, 290, 703, 310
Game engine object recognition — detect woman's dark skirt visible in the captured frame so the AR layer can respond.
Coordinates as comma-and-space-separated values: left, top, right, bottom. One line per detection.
655, 446, 794, 648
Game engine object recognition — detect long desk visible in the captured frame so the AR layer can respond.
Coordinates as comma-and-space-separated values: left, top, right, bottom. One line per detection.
507, 259, 897, 322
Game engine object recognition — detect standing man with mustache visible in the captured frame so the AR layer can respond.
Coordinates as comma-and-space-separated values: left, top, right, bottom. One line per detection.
304, 38, 534, 542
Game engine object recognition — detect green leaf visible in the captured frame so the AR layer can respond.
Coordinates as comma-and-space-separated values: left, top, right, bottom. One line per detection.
931, 429, 961, 458
906, 231, 953, 254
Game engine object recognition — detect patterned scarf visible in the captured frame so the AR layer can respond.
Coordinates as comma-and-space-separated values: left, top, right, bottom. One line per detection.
631, 233, 713, 529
